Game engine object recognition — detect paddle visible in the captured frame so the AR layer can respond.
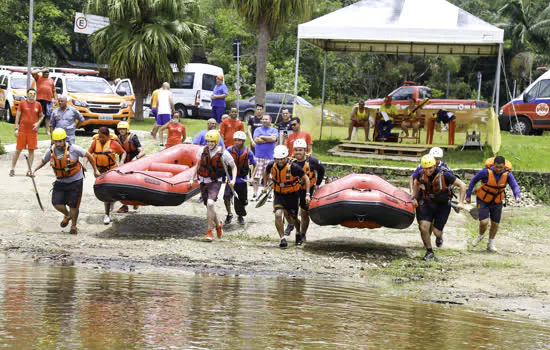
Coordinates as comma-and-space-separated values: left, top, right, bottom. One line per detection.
222, 158, 246, 216
25, 155, 44, 212
410, 98, 430, 115
255, 182, 273, 208
450, 201, 479, 220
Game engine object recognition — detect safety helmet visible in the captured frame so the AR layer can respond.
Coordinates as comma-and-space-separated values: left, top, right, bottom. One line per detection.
421, 154, 436, 169
233, 131, 247, 140
205, 130, 220, 144
52, 128, 67, 141
117, 121, 130, 130
429, 147, 444, 159
293, 138, 307, 150
274, 145, 289, 159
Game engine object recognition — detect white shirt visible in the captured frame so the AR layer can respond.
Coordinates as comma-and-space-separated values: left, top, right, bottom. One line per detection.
157, 90, 173, 115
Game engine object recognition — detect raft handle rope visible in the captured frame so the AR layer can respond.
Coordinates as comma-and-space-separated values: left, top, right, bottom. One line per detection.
314, 185, 412, 204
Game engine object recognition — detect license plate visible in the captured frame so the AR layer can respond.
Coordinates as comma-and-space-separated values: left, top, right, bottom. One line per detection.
99, 115, 113, 120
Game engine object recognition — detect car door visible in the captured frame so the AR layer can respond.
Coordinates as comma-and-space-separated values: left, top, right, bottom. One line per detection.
115, 78, 136, 113
523, 79, 550, 127
265, 93, 282, 120
200, 73, 217, 110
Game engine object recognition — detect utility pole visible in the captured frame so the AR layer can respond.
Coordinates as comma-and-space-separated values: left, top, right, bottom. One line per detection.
233, 40, 241, 113
446, 70, 450, 98
477, 72, 482, 100
27, 0, 34, 88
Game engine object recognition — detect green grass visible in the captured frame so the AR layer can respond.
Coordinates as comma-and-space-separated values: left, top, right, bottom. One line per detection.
0, 120, 51, 144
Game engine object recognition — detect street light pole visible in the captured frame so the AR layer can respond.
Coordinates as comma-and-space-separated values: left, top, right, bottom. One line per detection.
27, 0, 34, 88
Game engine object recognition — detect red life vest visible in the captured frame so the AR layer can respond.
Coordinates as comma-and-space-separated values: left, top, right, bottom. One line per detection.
418, 168, 451, 203
271, 160, 300, 194
92, 135, 118, 172
198, 146, 225, 179
476, 168, 509, 204
49, 144, 82, 178
229, 146, 249, 178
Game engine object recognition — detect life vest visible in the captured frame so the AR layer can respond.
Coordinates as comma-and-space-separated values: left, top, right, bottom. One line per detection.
418, 168, 451, 203
484, 157, 513, 171
49, 144, 82, 178
118, 133, 137, 154
291, 156, 316, 190
198, 146, 225, 180
476, 168, 509, 204
92, 134, 118, 172
229, 146, 249, 178
271, 160, 300, 194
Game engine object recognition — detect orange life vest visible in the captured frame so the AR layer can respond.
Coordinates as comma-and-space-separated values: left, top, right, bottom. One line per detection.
198, 146, 225, 179
418, 168, 451, 203
118, 133, 137, 154
229, 146, 249, 178
49, 144, 82, 178
476, 168, 509, 204
271, 160, 300, 194
92, 135, 118, 172
291, 156, 316, 190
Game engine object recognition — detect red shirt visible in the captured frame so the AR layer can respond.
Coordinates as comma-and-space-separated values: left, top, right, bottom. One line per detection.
166, 123, 186, 147
17, 100, 42, 133
33, 74, 55, 101
220, 118, 244, 147
286, 130, 312, 155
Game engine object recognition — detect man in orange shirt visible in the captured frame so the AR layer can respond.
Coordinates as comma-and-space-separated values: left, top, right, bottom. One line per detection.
285, 117, 312, 155
10, 88, 44, 177
219, 107, 244, 147
31, 67, 57, 135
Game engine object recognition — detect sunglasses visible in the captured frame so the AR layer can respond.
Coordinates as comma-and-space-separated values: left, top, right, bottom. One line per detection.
290, 123, 298, 126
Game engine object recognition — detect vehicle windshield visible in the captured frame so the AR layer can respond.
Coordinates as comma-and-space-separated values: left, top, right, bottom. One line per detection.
295, 96, 313, 107
11, 77, 30, 89
67, 79, 115, 94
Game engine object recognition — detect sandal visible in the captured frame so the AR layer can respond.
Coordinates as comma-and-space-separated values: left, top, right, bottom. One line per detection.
9, 170, 14, 177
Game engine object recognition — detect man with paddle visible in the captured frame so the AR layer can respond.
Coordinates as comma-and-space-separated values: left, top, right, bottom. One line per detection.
27, 128, 100, 235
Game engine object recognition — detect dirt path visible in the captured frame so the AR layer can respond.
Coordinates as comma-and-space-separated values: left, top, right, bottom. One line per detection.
2, 137, 549, 323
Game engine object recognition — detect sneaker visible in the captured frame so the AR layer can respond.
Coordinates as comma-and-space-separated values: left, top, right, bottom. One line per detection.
224, 214, 233, 225
435, 236, 443, 248
237, 216, 245, 224
422, 251, 435, 261
284, 224, 294, 236
103, 215, 111, 225
279, 237, 288, 249
251, 193, 259, 202
472, 235, 485, 247
216, 221, 223, 239
69, 226, 78, 235
267, 194, 273, 202
133, 205, 139, 210
159, 143, 165, 147
203, 230, 213, 242
60, 216, 71, 228
296, 233, 304, 246
487, 242, 498, 252
9, 170, 14, 177
116, 205, 129, 214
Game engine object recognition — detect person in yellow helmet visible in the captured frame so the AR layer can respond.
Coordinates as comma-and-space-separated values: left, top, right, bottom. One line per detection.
188, 130, 237, 242
412, 154, 466, 261
28, 128, 100, 235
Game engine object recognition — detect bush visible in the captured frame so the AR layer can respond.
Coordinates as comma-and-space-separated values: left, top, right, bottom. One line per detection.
0, 140, 5, 155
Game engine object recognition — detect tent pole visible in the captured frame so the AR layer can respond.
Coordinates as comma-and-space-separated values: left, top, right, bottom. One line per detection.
293, 38, 300, 98
495, 44, 502, 114
320, 51, 327, 140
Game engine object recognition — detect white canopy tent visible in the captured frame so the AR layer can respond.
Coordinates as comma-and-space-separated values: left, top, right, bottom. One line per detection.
294, 0, 505, 139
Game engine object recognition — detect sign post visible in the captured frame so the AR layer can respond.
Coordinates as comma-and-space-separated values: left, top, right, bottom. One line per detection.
233, 40, 241, 112
26, 0, 34, 89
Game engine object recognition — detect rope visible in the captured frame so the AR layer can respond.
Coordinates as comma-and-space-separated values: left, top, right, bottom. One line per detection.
499, 51, 523, 161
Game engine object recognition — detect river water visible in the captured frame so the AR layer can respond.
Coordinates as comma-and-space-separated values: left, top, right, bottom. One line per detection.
0, 256, 548, 349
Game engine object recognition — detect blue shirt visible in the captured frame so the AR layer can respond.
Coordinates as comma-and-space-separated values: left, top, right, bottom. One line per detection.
411, 160, 452, 179
211, 83, 228, 108
50, 105, 85, 143
466, 167, 521, 198
192, 129, 225, 148
253, 126, 278, 159
226, 145, 256, 184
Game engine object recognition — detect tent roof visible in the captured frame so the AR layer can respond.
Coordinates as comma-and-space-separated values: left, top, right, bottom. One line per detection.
298, 0, 504, 56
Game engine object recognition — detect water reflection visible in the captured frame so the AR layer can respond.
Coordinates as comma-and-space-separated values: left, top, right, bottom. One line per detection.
0, 256, 548, 349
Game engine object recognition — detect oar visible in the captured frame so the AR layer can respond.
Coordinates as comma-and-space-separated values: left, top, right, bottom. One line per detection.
255, 183, 273, 208
25, 155, 44, 212
450, 201, 479, 220
222, 158, 246, 215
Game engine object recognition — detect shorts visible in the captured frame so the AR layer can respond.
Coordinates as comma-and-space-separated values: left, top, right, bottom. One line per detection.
477, 198, 503, 223
200, 182, 222, 205
273, 191, 299, 216
298, 187, 314, 211
38, 99, 52, 118
151, 107, 157, 118
52, 178, 84, 209
156, 113, 171, 126
254, 157, 272, 179
351, 120, 367, 128
417, 200, 451, 231
16, 132, 38, 150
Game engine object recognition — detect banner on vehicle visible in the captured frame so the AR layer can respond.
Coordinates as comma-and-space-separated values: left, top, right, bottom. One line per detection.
74, 12, 109, 35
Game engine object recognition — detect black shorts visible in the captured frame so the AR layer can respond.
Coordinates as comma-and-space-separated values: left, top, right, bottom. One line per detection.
417, 200, 451, 231
223, 182, 247, 203
200, 182, 222, 205
477, 198, 503, 223
52, 179, 83, 209
274, 191, 299, 216
298, 187, 315, 211
38, 99, 51, 118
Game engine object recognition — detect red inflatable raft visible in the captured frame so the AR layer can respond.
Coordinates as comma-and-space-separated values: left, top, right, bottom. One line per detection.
94, 144, 201, 206
309, 174, 415, 229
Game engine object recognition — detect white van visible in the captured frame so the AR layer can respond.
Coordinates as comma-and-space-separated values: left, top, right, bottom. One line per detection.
170, 63, 224, 119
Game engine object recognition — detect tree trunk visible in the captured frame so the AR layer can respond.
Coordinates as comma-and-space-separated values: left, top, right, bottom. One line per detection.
134, 89, 144, 121
255, 19, 270, 106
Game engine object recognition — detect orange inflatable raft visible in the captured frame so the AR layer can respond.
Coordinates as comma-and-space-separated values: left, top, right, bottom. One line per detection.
309, 174, 415, 229
94, 144, 201, 206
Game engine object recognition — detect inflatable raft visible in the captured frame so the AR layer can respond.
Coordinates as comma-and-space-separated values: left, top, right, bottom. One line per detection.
309, 174, 415, 229
94, 144, 201, 206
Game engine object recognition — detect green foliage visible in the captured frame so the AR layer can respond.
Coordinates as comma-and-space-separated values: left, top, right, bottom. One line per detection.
0, 139, 5, 155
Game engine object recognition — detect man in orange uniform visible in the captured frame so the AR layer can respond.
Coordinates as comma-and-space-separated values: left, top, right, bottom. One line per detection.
31, 67, 57, 135
219, 107, 244, 147
159, 112, 187, 148
10, 88, 44, 177
88, 127, 126, 225
285, 117, 312, 155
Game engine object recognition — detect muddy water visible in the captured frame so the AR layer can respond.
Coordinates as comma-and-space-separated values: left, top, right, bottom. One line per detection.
0, 256, 548, 349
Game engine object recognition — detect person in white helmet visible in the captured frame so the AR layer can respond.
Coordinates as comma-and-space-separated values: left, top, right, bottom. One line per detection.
263, 145, 310, 248
408, 147, 451, 195
223, 131, 256, 225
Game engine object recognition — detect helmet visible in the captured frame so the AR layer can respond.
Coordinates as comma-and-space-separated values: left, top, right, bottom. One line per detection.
52, 128, 67, 141
117, 121, 130, 130
205, 130, 220, 144
233, 131, 247, 140
429, 147, 444, 159
274, 145, 289, 159
293, 138, 307, 150
421, 154, 436, 169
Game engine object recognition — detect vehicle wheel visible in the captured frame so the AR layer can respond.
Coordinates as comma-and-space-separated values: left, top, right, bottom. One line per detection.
243, 111, 254, 122
176, 104, 189, 118
6, 104, 14, 123
511, 117, 532, 135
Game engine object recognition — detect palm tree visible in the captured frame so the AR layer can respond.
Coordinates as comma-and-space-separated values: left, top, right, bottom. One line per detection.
499, 0, 550, 54
85, 0, 205, 119
225, 0, 312, 106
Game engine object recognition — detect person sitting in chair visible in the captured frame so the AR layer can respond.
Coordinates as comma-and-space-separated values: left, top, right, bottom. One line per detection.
345, 100, 371, 141
401, 97, 423, 138
376, 96, 397, 140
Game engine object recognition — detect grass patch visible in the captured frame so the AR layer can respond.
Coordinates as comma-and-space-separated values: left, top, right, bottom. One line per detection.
497, 207, 550, 239
0, 120, 51, 144
480, 259, 520, 269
